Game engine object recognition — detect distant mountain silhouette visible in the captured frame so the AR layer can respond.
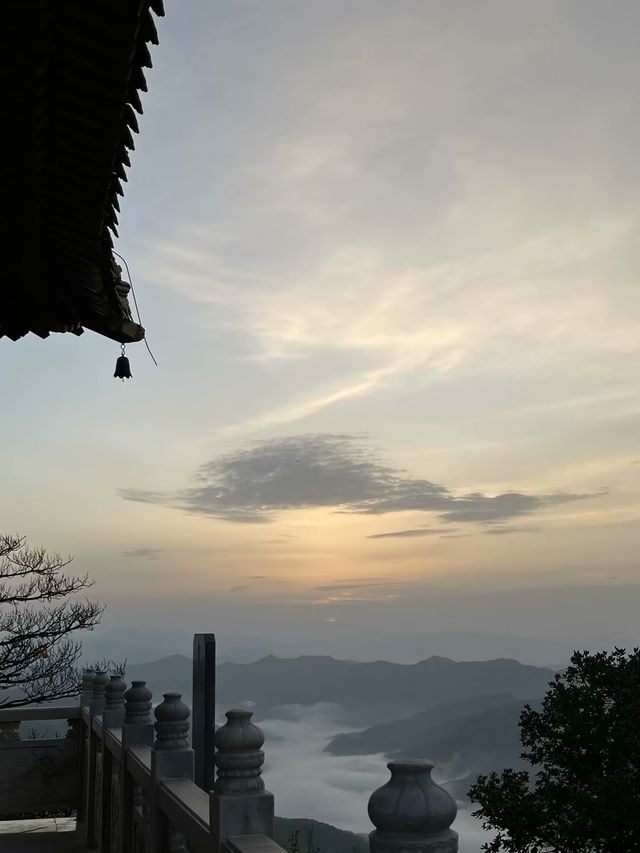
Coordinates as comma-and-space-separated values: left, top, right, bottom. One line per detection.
273, 817, 367, 853
325, 693, 517, 755
126, 653, 552, 725
326, 693, 544, 800
216, 655, 553, 724
127, 654, 193, 702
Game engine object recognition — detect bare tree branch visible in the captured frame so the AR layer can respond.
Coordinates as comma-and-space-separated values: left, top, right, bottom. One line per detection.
0, 534, 104, 709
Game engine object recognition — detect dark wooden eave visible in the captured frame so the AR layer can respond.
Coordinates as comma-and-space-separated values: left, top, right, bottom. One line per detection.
1, 0, 164, 344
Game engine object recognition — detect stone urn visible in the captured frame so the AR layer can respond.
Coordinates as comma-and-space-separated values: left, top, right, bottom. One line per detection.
214, 709, 266, 794
368, 760, 458, 853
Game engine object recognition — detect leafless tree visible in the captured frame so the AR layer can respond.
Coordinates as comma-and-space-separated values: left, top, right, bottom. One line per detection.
0, 534, 104, 708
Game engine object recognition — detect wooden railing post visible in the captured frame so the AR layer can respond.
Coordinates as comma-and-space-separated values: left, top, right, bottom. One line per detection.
121, 681, 154, 853
368, 760, 458, 853
210, 709, 274, 852
151, 693, 195, 852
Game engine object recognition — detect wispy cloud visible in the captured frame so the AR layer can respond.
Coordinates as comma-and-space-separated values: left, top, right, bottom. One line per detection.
315, 581, 406, 592
136, 2, 640, 449
120, 434, 595, 526
121, 547, 165, 559
367, 528, 452, 540
483, 526, 540, 536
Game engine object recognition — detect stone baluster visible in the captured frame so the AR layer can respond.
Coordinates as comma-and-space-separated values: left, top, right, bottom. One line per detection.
211, 709, 274, 850
368, 760, 458, 853
100, 674, 127, 851
83, 669, 109, 847
103, 673, 127, 728
91, 669, 110, 715
120, 681, 155, 853
122, 680, 154, 748
81, 668, 96, 707
151, 693, 194, 852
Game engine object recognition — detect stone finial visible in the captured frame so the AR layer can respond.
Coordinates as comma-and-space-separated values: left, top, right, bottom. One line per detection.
103, 674, 127, 727
213, 709, 266, 795
123, 681, 154, 748
124, 680, 153, 725
90, 669, 110, 715
81, 668, 95, 707
154, 693, 190, 751
368, 760, 458, 853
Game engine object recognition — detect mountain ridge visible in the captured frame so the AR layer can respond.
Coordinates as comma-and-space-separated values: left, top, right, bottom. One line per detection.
126, 653, 554, 726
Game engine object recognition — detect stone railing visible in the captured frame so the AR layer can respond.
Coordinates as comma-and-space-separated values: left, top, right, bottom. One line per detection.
0, 652, 460, 852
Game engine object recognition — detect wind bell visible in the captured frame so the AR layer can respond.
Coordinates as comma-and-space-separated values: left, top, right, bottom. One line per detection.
114, 343, 132, 380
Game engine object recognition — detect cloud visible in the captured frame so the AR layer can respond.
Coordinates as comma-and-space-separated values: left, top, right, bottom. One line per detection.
315, 581, 406, 592
259, 703, 488, 850
120, 434, 594, 526
483, 526, 540, 536
367, 528, 451, 540
121, 547, 165, 559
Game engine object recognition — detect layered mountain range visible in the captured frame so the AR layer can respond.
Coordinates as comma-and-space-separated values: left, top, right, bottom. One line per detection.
128, 653, 553, 727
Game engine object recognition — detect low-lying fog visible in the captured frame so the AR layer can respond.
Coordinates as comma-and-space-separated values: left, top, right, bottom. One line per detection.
252, 703, 490, 853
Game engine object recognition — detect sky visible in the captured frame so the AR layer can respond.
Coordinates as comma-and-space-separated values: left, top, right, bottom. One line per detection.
2, 0, 640, 664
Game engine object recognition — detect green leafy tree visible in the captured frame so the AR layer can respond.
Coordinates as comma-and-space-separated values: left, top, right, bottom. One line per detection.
469, 648, 640, 853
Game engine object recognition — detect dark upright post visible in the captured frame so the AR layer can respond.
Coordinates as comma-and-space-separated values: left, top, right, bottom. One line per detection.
193, 633, 216, 791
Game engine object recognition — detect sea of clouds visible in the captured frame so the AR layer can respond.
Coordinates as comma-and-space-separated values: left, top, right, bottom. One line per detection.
251, 703, 490, 853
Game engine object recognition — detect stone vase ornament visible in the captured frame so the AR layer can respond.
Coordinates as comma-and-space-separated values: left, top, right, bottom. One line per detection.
124, 681, 153, 725
91, 669, 110, 715
214, 709, 266, 795
154, 693, 191, 751
368, 760, 458, 853
104, 674, 127, 727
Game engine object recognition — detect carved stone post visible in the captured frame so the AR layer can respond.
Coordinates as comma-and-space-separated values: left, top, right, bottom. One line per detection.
150, 693, 194, 852
83, 669, 110, 847
210, 709, 274, 851
121, 682, 154, 853
81, 668, 96, 707
123, 681, 154, 748
368, 760, 458, 853
104, 674, 127, 728
102, 674, 127, 852
91, 669, 110, 716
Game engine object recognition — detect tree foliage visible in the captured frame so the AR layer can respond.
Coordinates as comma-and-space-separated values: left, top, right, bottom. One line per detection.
0, 534, 103, 708
468, 648, 640, 852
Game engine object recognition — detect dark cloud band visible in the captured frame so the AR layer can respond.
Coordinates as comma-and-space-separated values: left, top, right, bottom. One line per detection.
119, 433, 595, 528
